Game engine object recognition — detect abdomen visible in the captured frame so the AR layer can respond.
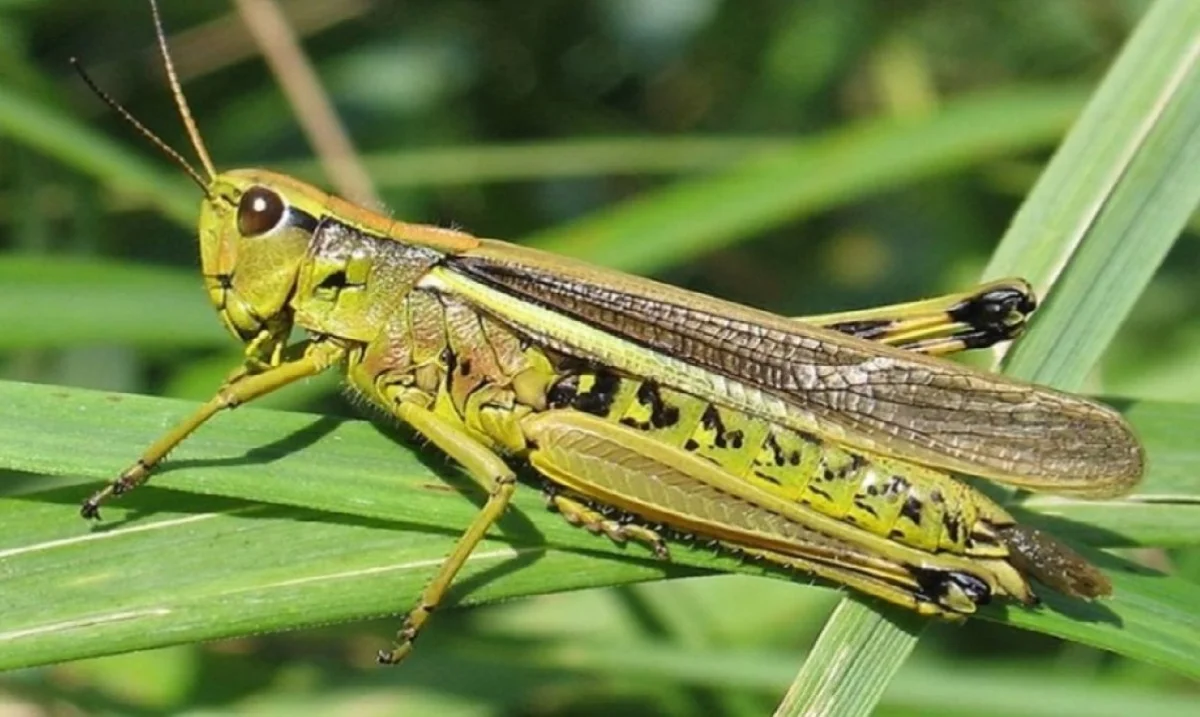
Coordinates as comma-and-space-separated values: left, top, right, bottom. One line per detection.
544, 367, 1011, 559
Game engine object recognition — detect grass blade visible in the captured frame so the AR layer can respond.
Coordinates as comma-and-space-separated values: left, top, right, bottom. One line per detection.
0, 381, 1196, 677
772, 601, 922, 717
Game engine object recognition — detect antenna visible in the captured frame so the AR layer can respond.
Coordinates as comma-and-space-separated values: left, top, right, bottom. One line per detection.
70, 57, 211, 195
148, 0, 217, 180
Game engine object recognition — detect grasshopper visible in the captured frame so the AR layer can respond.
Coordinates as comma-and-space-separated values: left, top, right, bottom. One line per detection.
75, 0, 1143, 665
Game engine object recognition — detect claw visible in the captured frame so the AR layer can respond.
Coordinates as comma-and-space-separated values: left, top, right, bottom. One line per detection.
80, 498, 103, 521
377, 642, 413, 666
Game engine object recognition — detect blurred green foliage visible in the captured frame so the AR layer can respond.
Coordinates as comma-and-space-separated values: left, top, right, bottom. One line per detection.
1, 0, 1197, 715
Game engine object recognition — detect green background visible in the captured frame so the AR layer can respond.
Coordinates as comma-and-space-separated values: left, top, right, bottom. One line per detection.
0, 0, 1197, 715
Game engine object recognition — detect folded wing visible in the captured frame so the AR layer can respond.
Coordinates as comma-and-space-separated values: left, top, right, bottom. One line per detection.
446, 243, 1145, 498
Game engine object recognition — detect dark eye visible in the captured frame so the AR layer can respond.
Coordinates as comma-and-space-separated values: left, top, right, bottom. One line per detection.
237, 186, 286, 236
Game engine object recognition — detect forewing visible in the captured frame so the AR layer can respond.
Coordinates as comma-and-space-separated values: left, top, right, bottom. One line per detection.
445, 243, 1144, 497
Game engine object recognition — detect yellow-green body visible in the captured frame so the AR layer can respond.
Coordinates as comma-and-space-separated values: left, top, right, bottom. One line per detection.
75, 4, 1145, 663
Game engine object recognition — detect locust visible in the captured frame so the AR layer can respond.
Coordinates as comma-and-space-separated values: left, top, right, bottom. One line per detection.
75, 0, 1144, 665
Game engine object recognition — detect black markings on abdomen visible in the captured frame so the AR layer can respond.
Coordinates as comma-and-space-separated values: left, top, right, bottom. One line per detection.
620, 380, 680, 430
639, 381, 680, 428
547, 369, 622, 417
943, 513, 962, 544
576, 370, 621, 416
900, 496, 924, 525
700, 404, 741, 448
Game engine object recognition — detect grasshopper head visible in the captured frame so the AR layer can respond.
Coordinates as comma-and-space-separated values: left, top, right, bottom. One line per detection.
81, 1, 470, 348
198, 169, 323, 342
74, 1, 326, 348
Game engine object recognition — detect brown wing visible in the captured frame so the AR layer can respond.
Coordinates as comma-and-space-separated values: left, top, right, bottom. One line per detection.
446, 241, 1144, 497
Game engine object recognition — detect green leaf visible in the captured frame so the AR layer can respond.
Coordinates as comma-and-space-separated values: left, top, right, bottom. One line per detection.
0, 381, 1196, 677
0, 381, 699, 671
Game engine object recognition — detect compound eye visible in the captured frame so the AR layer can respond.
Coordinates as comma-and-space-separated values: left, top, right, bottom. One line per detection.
237, 186, 286, 237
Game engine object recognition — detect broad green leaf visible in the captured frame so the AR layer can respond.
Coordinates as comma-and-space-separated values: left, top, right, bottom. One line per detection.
0, 380, 1196, 677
